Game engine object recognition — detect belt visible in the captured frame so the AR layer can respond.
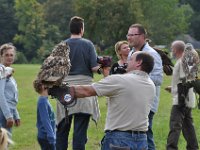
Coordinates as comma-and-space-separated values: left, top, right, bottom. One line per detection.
105, 130, 146, 134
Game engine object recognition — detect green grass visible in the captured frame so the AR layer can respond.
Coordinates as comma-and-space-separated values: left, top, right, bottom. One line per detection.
8, 64, 200, 150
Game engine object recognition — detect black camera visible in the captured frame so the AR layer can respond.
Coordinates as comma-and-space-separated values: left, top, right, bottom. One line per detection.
114, 63, 128, 74
97, 56, 112, 67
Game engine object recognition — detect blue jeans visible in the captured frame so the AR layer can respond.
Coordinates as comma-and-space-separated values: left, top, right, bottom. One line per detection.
38, 137, 56, 150
147, 111, 155, 150
101, 131, 148, 150
56, 113, 90, 150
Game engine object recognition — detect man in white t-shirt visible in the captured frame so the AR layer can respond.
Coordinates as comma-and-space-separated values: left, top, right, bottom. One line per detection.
68, 51, 155, 150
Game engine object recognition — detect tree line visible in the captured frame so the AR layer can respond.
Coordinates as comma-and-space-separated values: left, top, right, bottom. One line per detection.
0, 0, 199, 63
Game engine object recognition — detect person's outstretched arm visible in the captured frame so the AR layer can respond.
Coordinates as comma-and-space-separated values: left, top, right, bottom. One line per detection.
71, 85, 97, 98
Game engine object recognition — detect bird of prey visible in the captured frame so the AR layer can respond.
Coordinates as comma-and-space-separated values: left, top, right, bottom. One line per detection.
36, 41, 71, 87
182, 43, 199, 82
153, 47, 174, 76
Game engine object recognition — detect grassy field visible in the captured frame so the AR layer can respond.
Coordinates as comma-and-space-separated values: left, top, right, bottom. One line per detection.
8, 64, 200, 150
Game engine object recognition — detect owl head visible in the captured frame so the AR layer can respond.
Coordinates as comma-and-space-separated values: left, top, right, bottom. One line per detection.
185, 43, 194, 52
51, 41, 70, 57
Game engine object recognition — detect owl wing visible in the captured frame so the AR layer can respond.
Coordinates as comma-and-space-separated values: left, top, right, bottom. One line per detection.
153, 47, 174, 75
182, 46, 199, 81
36, 41, 71, 87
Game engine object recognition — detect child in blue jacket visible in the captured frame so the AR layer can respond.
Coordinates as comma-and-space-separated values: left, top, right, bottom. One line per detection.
33, 80, 56, 150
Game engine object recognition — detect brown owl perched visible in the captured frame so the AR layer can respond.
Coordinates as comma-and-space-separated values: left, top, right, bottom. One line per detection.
36, 41, 71, 87
182, 43, 199, 82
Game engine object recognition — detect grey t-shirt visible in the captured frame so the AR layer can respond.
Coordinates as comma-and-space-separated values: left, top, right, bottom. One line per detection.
66, 38, 98, 77
92, 70, 155, 132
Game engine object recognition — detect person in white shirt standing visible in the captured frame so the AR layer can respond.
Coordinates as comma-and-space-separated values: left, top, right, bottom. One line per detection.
165, 40, 199, 150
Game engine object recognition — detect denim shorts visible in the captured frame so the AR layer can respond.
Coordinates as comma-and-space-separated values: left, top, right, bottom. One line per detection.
101, 130, 148, 150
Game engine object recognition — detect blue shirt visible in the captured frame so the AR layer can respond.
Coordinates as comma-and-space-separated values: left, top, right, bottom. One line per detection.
37, 96, 56, 144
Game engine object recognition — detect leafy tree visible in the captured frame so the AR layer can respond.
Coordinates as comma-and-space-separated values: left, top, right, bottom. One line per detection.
73, 0, 142, 51
15, 51, 28, 64
37, 0, 48, 4
37, 25, 62, 62
141, 0, 192, 45
179, 0, 200, 40
0, 0, 18, 45
14, 0, 46, 61
73, 0, 191, 50
14, 0, 62, 63
43, 0, 75, 39
2, 0, 192, 63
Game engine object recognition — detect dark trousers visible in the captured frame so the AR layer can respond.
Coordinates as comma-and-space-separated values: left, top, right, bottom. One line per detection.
37, 137, 56, 150
166, 105, 199, 150
56, 113, 90, 150
147, 111, 155, 150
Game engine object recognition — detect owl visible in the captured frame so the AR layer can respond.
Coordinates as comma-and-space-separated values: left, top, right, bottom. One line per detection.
153, 47, 174, 75
36, 41, 71, 87
182, 43, 199, 82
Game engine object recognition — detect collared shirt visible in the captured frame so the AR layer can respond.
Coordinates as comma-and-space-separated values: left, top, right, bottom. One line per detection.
92, 70, 155, 131
128, 43, 163, 112
128, 43, 163, 86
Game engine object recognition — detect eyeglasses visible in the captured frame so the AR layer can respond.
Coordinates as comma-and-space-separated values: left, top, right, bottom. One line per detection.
126, 34, 141, 38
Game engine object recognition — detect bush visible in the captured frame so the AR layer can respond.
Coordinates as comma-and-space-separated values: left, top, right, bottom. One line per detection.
15, 51, 28, 64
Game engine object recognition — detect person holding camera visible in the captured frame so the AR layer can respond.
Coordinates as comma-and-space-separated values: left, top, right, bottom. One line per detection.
165, 40, 199, 150
56, 16, 102, 150
0, 43, 20, 135
110, 41, 130, 75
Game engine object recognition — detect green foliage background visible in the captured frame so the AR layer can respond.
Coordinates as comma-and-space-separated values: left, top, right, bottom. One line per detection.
0, 0, 199, 63
8, 64, 200, 150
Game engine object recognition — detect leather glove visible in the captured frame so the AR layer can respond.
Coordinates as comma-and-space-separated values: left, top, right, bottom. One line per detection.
48, 84, 76, 106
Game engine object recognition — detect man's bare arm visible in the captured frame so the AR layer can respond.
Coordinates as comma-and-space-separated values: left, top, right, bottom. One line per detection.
71, 85, 97, 98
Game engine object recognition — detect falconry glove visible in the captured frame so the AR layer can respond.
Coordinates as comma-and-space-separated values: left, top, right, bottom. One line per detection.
48, 83, 76, 107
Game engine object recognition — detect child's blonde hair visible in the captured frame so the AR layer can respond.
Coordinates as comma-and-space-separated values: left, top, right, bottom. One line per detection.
0, 128, 14, 150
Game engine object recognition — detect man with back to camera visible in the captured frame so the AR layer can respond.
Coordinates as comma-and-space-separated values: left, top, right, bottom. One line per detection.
127, 23, 163, 150
56, 16, 102, 150
65, 51, 156, 150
